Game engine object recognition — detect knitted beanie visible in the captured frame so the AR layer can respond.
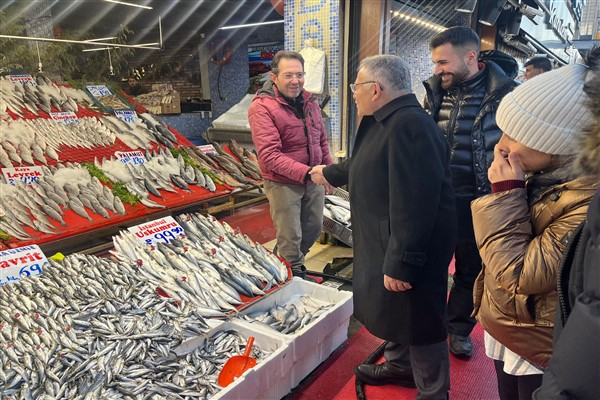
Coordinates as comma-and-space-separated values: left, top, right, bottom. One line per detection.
496, 63, 592, 155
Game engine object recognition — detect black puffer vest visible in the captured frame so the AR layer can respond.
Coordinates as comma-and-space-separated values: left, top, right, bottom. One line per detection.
423, 61, 516, 198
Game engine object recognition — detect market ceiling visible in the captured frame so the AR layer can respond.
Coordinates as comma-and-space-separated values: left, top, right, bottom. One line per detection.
1, 0, 283, 49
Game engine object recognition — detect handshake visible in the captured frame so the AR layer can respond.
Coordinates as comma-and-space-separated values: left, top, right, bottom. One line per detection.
309, 165, 334, 194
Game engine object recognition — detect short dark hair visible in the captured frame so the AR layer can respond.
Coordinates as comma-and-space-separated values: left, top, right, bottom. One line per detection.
524, 56, 552, 72
429, 26, 480, 54
271, 51, 304, 75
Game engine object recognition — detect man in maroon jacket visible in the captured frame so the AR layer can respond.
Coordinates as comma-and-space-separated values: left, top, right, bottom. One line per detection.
248, 50, 333, 280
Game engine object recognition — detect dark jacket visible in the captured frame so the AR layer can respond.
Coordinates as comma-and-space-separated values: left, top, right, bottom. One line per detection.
248, 80, 332, 185
323, 94, 457, 345
423, 61, 516, 198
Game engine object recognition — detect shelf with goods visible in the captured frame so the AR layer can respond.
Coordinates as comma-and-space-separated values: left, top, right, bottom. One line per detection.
0, 74, 262, 253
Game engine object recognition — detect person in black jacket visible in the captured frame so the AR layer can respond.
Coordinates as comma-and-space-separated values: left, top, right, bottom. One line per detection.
423, 26, 517, 359
311, 55, 457, 400
533, 46, 600, 400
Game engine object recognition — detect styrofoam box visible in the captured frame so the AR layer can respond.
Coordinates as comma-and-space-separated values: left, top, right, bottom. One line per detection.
175, 320, 293, 400
241, 277, 353, 388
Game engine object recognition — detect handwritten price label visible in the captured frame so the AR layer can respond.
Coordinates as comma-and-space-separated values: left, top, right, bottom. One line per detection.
115, 110, 138, 123
86, 85, 112, 97
2, 166, 44, 185
0, 245, 47, 286
50, 111, 79, 126
115, 151, 145, 165
9, 74, 36, 86
198, 144, 218, 155
128, 216, 185, 245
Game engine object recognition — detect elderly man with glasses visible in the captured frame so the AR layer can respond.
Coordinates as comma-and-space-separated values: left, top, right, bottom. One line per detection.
311, 55, 457, 400
248, 50, 332, 281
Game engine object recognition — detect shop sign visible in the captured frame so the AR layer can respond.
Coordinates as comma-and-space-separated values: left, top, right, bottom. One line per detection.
115, 110, 138, 123
2, 166, 44, 185
50, 111, 79, 126
128, 216, 185, 245
542, 0, 575, 43
0, 245, 47, 286
198, 144, 218, 155
9, 74, 36, 86
86, 85, 112, 97
115, 151, 145, 165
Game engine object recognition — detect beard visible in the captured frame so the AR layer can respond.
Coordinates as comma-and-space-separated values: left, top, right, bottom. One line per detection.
439, 64, 471, 90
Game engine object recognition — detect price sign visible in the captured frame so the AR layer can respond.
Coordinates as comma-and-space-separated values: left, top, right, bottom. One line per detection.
0, 245, 47, 286
115, 110, 138, 123
9, 74, 36, 86
2, 166, 44, 185
198, 144, 218, 155
86, 85, 112, 97
128, 216, 185, 245
50, 111, 79, 126
115, 151, 145, 165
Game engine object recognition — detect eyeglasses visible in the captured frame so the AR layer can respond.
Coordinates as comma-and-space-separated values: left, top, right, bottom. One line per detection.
281, 72, 306, 80
350, 81, 383, 93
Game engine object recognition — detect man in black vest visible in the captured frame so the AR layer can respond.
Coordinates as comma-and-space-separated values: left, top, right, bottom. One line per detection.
423, 26, 516, 359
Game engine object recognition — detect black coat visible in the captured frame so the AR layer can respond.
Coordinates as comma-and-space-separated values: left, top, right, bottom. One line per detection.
423, 61, 516, 198
323, 94, 457, 345
533, 190, 600, 399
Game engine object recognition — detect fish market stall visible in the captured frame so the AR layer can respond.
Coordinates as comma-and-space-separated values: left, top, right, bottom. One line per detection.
322, 188, 353, 247
0, 74, 262, 253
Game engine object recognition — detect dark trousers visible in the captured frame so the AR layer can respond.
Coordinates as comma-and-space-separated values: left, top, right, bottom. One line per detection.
447, 198, 482, 336
385, 341, 450, 400
494, 360, 543, 400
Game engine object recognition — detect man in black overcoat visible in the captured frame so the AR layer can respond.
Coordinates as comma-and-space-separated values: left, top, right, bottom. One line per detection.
311, 55, 457, 400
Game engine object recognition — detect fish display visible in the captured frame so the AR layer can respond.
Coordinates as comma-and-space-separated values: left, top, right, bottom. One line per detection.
242, 295, 334, 335
324, 194, 351, 227
0, 252, 273, 399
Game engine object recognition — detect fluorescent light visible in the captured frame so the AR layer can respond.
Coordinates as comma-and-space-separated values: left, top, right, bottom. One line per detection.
103, 0, 152, 10
82, 47, 112, 52
456, 0, 477, 13
219, 20, 284, 30
393, 12, 445, 32
0, 34, 161, 49
84, 37, 117, 42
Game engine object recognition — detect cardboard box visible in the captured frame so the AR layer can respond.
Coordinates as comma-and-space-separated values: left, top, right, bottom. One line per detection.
175, 320, 293, 400
241, 278, 353, 388
160, 91, 181, 114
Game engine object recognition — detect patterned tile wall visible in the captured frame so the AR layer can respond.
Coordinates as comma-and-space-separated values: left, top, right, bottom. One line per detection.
285, 0, 342, 152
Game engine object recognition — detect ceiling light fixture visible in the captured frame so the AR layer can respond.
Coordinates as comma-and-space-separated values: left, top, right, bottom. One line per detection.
103, 0, 152, 10
219, 20, 284, 30
0, 34, 161, 49
455, 0, 477, 13
392, 12, 445, 32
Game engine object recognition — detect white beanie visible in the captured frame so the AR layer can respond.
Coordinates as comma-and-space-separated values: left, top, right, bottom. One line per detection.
496, 63, 593, 155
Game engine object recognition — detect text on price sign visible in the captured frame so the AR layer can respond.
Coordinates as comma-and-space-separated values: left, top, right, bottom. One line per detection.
0, 245, 47, 287
128, 216, 185, 245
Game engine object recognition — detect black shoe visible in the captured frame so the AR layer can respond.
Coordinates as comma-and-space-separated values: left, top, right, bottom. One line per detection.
449, 334, 473, 359
292, 266, 318, 283
354, 362, 416, 387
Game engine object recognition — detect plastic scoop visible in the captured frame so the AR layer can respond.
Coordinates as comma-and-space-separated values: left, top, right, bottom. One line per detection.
218, 336, 257, 387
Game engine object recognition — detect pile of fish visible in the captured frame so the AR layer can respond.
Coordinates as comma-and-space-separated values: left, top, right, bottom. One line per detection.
0, 74, 91, 120
111, 212, 289, 316
242, 295, 334, 335
0, 163, 127, 240
96, 148, 216, 208
0, 253, 272, 399
100, 113, 181, 150
324, 194, 351, 228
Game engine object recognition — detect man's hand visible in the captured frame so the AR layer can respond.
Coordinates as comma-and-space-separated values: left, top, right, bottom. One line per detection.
384, 275, 412, 292
488, 145, 525, 183
310, 165, 329, 186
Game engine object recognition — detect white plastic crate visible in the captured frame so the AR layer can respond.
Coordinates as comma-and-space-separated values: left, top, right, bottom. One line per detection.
175, 320, 293, 400
241, 277, 353, 388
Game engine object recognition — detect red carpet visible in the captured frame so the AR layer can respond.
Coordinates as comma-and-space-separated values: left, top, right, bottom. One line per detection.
292, 324, 497, 400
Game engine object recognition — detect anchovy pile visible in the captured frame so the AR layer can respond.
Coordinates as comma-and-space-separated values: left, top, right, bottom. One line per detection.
242, 295, 334, 335
111, 212, 289, 316
324, 194, 351, 228
0, 163, 126, 240
0, 253, 272, 399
